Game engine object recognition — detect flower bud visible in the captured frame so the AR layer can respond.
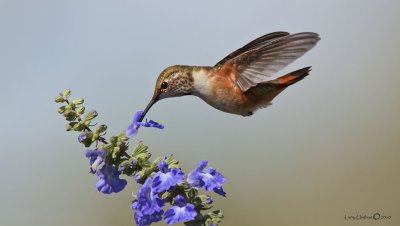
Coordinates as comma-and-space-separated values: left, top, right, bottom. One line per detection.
95, 124, 107, 134
62, 89, 71, 99
72, 98, 84, 105
55, 96, 65, 103
84, 110, 98, 121
76, 106, 85, 115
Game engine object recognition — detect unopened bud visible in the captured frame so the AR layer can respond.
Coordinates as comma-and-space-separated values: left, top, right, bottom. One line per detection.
76, 106, 85, 115
62, 89, 71, 99
84, 110, 98, 121
55, 96, 65, 103
72, 98, 84, 105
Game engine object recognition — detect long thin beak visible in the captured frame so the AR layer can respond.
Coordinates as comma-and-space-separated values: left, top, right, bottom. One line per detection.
139, 99, 157, 122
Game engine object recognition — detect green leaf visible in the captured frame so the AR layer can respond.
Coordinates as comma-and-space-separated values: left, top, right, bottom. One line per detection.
133, 141, 148, 156
166, 155, 180, 168
95, 124, 107, 134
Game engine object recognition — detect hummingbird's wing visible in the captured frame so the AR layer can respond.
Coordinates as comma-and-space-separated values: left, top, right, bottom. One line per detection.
216, 32, 320, 92
215, 31, 289, 68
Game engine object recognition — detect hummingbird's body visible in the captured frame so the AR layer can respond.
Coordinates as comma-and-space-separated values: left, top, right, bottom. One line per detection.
140, 32, 320, 120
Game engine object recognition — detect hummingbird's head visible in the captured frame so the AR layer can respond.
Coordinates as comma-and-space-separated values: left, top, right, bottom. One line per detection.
140, 65, 194, 121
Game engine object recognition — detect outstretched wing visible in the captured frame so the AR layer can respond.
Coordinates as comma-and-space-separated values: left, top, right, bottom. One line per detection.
215, 32, 320, 91
215, 31, 289, 67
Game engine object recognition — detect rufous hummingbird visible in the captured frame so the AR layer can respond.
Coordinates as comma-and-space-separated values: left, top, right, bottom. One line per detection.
139, 31, 320, 121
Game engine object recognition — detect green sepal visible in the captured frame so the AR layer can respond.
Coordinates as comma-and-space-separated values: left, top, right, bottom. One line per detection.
112, 146, 121, 159
58, 106, 66, 114
95, 124, 107, 134
109, 136, 118, 144
80, 132, 94, 147
177, 181, 191, 190
151, 156, 164, 171
161, 191, 171, 200
133, 141, 148, 156
207, 210, 224, 224
73, 122, 86, 131
65, 122, 78, 131
63, 110, 77, 121
184, 213, 207, 226
92, 132, 99, 142
195, 195, 213, 210
166, 155, 180, 168
188, 187, 198, 200
117, 132, 129, 142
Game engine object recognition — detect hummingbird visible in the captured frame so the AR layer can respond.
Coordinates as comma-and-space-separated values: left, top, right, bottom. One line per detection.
139, 31, 320, 121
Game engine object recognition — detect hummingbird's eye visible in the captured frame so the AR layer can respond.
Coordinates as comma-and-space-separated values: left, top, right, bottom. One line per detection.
161, 81, 168, 89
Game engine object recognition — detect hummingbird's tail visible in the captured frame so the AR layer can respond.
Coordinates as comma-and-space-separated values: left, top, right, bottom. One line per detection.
272, 66, 311, 87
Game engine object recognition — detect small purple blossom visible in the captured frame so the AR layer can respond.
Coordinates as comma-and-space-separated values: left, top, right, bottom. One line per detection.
133, 208, 163, 226
188, 160, 227, 196
85, 149, 106, 173
126, 110, 164, 137
95, 164, 127, 194
78, 133, 86, 142
206, 195, 213, 204
164, 195, 197, 225
152, 160, 184, 193
132, 177, 165, 215
134, 173, 142, 183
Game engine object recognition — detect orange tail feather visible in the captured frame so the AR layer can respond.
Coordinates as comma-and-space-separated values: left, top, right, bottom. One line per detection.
274, 66, 311, 86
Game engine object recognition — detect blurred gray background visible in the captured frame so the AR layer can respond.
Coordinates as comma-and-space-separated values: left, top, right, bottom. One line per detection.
1, 0, 399, 226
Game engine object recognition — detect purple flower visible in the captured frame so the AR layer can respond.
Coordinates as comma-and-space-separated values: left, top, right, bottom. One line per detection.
85, 149, 106, 173
164, 195, 197, 225
126, 110, 164, 137
188, 160, 227, 196
152, 160, 184, 193
78, 133, 86, 142
133, 208, 163, 226
206, 195, 213, 204
95, 164, 127, 194
132, 176, 165, 225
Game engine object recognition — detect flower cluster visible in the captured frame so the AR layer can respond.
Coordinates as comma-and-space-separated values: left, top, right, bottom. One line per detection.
130, 159, 225, 226
55, 89, 226, 226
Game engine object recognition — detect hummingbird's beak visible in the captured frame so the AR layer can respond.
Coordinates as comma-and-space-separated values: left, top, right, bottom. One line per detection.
139, 99, 157, 122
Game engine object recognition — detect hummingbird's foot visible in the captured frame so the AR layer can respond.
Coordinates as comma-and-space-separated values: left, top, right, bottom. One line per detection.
246, 111, 254, 116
